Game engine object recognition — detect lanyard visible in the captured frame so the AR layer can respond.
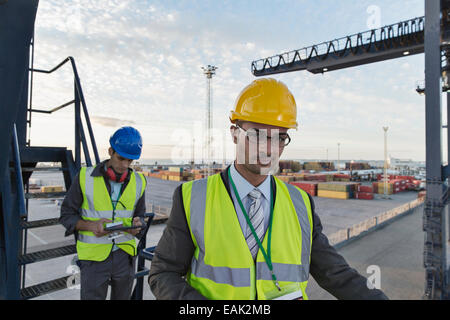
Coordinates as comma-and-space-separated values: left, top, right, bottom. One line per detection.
228, 168, 281, 291
110, 184, 123, 222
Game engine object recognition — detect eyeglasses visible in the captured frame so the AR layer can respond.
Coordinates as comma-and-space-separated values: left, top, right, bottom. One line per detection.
235, 124, 291, 147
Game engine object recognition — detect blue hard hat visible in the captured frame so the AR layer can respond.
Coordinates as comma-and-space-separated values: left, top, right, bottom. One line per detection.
109, 126, 143, 160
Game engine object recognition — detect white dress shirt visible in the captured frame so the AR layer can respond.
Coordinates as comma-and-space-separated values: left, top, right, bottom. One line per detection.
228, 163, 272, 238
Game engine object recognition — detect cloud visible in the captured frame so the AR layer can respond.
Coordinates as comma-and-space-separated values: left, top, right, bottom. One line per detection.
91, 116, 135, 128
30, 0, 426, 161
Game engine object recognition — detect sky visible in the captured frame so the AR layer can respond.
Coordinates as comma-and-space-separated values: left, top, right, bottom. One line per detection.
29, 0, 431, 163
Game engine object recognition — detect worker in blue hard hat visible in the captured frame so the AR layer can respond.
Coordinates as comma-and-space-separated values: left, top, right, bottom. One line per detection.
60, 126, 147, 300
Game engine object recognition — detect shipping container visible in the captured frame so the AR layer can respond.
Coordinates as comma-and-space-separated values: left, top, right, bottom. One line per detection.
303, 174, 327, 182
373, 182, 393, 194
318, 190, 350, 199
289, 181, 318, 196
41, 185, 64, 193
318, 182, 359, 192
354, 192, 374, 200
275, 175, 295, 183
357, 185, 373, 193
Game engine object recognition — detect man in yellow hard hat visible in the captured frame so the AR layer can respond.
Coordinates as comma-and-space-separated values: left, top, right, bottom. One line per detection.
149, 78, 388, 300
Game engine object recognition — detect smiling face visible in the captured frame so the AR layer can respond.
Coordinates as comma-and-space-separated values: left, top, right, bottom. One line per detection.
230, 120, 290, 175
108, 147, 133, 174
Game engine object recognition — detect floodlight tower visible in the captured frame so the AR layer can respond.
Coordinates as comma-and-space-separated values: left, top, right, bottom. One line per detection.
337, 142, 341, 173
201, 65, 218, 177
383, 126, 390, 199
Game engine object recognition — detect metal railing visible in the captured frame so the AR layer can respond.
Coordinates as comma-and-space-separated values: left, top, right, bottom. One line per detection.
11, 124, 27, 219
29, 56, 100, 168
251, 16, 425, 74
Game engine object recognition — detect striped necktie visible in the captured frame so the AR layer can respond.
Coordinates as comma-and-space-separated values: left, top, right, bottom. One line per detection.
245, 188, 264, 259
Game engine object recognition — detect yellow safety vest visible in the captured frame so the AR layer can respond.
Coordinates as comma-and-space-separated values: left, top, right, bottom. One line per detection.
77, 166, 146, 261
182, 173, 313, 300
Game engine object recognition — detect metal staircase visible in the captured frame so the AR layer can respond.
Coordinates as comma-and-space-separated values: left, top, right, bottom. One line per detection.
1, 0, 157, 300
4, 54, 100, 299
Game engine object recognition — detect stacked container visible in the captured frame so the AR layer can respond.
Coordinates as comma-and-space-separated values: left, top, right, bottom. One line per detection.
275, 175, 295, 183
333, 174, 351, 182
372, 182, 394, 194
317, 182, 359, 199
354, 185, 374, 200
289, 181, 319, 196
303, 174, 327, 182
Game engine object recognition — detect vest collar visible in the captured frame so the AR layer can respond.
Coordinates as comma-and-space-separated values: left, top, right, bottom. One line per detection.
220, 165, 277, 204
229, 163, 271, 202
89, 160, 135, 177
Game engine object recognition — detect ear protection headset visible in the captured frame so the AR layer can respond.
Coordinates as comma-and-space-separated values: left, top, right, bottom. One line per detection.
106, 166, 128, 183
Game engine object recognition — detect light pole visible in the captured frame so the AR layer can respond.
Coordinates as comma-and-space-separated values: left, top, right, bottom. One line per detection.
382, 126, 390, 199
201, 65, 218, 177
337, 143, 341, 173
350, 159, 354, 180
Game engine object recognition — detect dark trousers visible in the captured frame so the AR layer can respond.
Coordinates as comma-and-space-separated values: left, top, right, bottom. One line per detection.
79, 249, 136, 300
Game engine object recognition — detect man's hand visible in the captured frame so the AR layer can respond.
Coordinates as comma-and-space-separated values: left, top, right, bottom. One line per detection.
126, 217, 143, 237
89, 218, 112, 237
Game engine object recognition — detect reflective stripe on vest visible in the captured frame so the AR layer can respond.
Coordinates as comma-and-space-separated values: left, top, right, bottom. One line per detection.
285, 182, 312, 278
183, 173, 313, 300
80, 167, 144, 218
78, 232, 134, 244
76, 166, 146, 261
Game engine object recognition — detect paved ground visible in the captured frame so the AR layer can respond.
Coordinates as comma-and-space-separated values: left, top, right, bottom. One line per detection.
146, 177, 183, 209
313, 190, 418, 235
306, 204, 425, 300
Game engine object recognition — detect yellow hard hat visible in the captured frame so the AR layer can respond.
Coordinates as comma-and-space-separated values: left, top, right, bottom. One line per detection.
229, 78, 298, 129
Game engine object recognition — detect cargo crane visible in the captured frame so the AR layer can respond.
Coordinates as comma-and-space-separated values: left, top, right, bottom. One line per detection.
0, 0, 154, 299
251, 0, 450, 299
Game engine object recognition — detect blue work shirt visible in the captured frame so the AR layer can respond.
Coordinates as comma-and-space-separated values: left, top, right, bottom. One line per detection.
108, 166, 124, 252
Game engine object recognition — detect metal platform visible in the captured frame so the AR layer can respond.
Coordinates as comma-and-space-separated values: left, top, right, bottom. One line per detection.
19, 244, 76, 265
21, 218, 60, 229
21, 276, 71, 300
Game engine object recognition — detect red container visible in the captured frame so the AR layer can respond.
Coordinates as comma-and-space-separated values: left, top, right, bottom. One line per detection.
407, 183, 416, 190
391, 180, 401, 187
395, 175, 415, 183
289, 182, 318, 196
303, 174, 327, 182
355, 192, 374, 200
357, 185, 373, 193
372, 182, 378, 193
333, 174, 351, 179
